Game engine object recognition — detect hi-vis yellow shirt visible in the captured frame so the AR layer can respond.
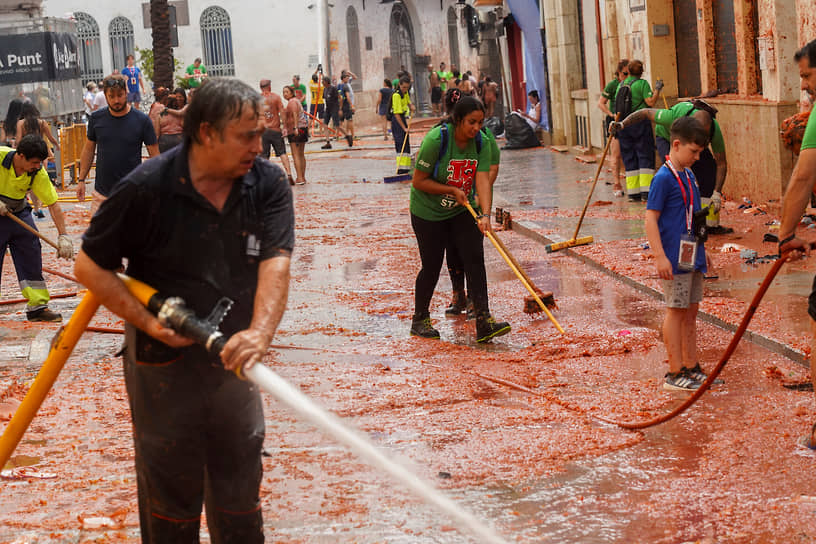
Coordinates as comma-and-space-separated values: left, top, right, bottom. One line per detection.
391, 90, 411, 115
0, 147, 58, 206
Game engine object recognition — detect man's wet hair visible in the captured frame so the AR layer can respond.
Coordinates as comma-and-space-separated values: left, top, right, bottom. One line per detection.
616, 58, 630, 75
184, 78, 261, 144
102, 74, 127, 93
628, 60, 644, 77
670, 116, 708, 148
16, 134, 49, 161
794, 39, 816, 68
259, 79, 271, 90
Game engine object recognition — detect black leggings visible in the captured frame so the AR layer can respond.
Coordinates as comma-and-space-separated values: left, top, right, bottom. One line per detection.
411, 211, 489, 317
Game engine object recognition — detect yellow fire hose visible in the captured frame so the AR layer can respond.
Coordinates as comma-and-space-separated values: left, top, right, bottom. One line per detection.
0, 290, 101, 469
463, 202, 565, 334
0, 275, 161, 470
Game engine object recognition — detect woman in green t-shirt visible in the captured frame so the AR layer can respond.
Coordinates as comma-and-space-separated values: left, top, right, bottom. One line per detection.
408, 96, 510, 343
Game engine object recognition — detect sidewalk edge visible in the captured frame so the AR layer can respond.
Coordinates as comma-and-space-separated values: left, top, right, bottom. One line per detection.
512, 219, 808, 367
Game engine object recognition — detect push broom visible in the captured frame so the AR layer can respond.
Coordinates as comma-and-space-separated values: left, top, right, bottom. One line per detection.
383, 118, 412, 183
464, 202, 564, 333
545, 113, 619, 253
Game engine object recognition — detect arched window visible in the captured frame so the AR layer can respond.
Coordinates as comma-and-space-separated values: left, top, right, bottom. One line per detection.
200, 6, 235, 76
346, 7, 362, 91
74, 12, 103, 86
109, 16, 135, 72
447, 7, 460, 70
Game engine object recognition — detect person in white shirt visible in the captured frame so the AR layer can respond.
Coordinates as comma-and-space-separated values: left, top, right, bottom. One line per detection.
83, 82, 97, 119
92, 81, 107, 112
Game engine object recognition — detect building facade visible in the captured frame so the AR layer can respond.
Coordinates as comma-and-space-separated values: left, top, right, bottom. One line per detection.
42, 0, 320, 95
325, 0, 499, 123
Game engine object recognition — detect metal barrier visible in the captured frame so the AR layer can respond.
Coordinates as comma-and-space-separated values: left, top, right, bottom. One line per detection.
57, 124, 86, 189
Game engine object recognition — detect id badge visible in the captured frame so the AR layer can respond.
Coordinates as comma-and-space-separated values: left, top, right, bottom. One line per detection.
678, 233, 697, 271
131, 77, 136, 86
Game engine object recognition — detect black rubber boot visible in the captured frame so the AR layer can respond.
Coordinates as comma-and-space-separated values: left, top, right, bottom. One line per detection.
444, 291, 468, 316
475, 314, 510, 343
26, 307, 62, 322
410, 314, 440, 339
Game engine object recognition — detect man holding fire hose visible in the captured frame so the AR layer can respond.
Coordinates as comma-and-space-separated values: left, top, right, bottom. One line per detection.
74, 78, 295, 542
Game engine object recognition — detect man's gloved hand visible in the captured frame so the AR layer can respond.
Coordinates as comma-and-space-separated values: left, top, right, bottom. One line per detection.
609, 121, 624, 136
655, 79, 664, 92
710, 191, 722, 213
57, 234, 73, 260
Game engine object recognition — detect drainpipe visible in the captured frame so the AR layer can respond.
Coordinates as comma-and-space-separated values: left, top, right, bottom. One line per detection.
318, 0, 331, 76
594, 0, 605, 86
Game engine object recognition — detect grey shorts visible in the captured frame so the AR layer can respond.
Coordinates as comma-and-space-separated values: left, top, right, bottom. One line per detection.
662, 271, 703, 309
262, 129, 286, 157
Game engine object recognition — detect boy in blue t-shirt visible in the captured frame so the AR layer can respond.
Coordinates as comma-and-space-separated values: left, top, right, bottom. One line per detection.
645, 116, 713, 391
120, 54, 145, 109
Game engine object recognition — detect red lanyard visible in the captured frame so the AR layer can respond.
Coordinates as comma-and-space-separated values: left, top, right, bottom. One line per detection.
664, 157, 694, 232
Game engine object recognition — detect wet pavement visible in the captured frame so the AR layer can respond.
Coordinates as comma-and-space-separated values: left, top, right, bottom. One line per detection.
1, 132, 816, 543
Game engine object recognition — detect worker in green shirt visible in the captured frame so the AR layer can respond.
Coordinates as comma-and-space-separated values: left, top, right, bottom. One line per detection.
612, 98, 729, 233
777, 38, 816, 451
184, 58, 207, 88
611, 60, 662, 201
597, 58, 629, 197
437, 62, 453, 93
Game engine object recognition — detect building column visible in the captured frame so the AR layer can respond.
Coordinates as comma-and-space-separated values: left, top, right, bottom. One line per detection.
695, 0, 717, 93
733, 0, 758, 95
541, 0, 583, 145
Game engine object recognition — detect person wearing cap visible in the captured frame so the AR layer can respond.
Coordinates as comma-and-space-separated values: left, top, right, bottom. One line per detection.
292, 75, 308, 110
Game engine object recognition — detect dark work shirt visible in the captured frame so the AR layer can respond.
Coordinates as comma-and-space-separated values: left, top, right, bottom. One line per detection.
81, 145, 295, 364
87, 107, 157, 196
324, 85, 339, 111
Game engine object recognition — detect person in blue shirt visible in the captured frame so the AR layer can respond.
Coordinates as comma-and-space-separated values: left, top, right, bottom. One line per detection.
645, 116, 712, 391
121, 54, 146, 109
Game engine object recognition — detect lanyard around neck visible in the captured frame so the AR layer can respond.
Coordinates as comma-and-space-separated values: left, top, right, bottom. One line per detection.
664, 157, 694, 232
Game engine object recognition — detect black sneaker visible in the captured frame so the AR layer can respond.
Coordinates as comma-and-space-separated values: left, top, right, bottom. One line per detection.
410, 315, 440, 339
321, 142, 332, 150
346, 134, 354, 147
685, 363, 724, 385
33, 210, 45, 218
475, 315, 511, 343
445, 292, 468, 316
627, 194, 641, 202
26, 307, 62, 322
663, 368, 701, 391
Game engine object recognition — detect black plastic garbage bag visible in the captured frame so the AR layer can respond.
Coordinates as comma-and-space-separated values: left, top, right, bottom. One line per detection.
503, 113, 540, 149
483, 116, 504, 138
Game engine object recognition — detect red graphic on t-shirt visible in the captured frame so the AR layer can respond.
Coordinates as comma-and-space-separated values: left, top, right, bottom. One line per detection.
447, 159, 478, 194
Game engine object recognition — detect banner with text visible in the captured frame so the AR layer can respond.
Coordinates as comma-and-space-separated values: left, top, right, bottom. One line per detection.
0, 32, 80, 85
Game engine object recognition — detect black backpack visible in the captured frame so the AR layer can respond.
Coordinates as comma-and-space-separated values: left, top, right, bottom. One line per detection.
615, 81, 634, 119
